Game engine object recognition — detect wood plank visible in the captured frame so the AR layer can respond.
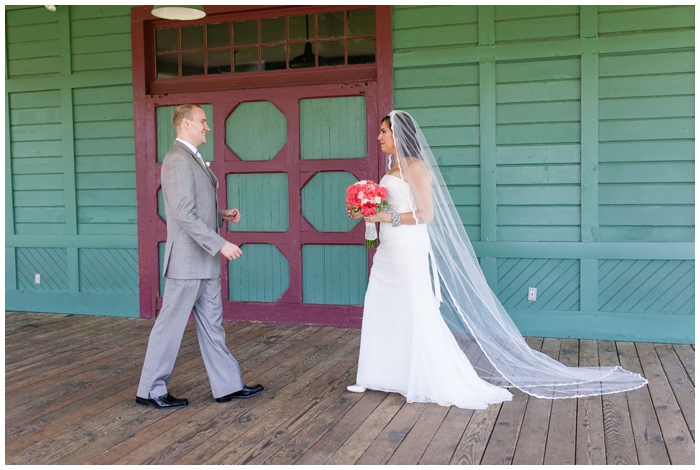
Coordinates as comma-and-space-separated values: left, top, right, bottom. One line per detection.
480, 389, 528, 464
208, 339, 362, 465
191, 329, 358, 464
386, 403, 449, 464
598, 340, 638, 464
511, 337, 552, 465
263, 387, 366, 464
14, 344, 211, 466
324, 393, 405, 464
5, 327, 206, 461
654, 343, 695, 439
449, 403, 500, 464
673, 343, 695, 385
6, 321, 272, 460
36, 323, 303, 465
448, 331, 513, 464
6, 326, 146, 396
4, 313, 694, 466
418, 406, 474, 464
544, 338, 579, 464
575, 339, 606, 464
293, 390, 387, 465
616, 341, 670, 464
635, 342, 695, 465
86, 324, 315, 465
356, 402, 427, 464
113, 327, 343, 465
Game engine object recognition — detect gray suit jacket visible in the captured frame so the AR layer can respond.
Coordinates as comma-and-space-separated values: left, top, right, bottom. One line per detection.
161, 140, 227, 279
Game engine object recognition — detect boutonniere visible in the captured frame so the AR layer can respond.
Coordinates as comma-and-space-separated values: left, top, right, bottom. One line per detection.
205, 161, 211, 168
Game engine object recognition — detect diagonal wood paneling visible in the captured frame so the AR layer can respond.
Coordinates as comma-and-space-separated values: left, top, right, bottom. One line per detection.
15, 247, 68, 292
78, 248, 138, 294
497, 258, 580, 310
599, 260, 694, 315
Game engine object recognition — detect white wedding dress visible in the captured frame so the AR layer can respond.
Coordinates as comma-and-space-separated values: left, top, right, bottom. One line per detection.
354, 175, 513, 409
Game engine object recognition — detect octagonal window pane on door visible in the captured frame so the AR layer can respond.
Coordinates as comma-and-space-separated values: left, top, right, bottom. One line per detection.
302, 171, 359, 232
226, 101, 287, 161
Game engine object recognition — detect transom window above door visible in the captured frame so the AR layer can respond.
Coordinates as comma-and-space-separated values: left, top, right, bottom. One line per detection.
153, 8, 376, 78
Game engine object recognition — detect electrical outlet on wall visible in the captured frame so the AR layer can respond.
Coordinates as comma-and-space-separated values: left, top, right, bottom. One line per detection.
528, 287, 537, 302
34, 273, 41, 285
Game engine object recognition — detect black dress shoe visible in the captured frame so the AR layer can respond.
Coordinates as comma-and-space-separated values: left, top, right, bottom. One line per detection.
135, 393, 188, 408
215, 384, 264, 402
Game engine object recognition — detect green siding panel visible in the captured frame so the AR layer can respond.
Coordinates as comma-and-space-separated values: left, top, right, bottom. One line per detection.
6, 6, 60, 78
302, 245, 368, 305
6, 5, 137, 317
229, 244, 290, 302
393, 5, 478, 30
599, 6, 695, 35
495, 10, 580, 43
9, 89, 66, 235
73, 84, 136, 236
393, 5, 694, 342
4, 5, 694, 341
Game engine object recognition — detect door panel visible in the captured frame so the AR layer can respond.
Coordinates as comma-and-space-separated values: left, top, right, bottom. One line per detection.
299, 96, 367, 160
227, 173, 289, 232
147, 81, 380, 326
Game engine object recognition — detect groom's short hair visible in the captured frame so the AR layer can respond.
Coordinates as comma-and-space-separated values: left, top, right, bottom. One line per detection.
172, 104, 201, 129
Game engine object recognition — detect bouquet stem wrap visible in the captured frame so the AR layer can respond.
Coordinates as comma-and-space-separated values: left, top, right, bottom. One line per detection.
364, 221, 378, 248
346, 180, 388, 248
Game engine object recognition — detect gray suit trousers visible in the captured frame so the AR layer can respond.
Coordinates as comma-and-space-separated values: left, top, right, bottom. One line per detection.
137, 277, 243, 399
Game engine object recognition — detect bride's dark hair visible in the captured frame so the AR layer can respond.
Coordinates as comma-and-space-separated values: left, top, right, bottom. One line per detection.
383, 113, 422, 158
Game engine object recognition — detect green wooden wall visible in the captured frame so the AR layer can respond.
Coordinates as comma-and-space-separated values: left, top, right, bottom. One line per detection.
4, 5, 694, 342
392, 5, 694, 343
5, 5, 138, 316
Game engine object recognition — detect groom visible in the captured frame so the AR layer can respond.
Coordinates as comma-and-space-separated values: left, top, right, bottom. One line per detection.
136, 104, 263, 408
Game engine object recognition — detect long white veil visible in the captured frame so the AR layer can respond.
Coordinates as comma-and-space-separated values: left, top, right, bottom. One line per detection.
388, 110, 647, 399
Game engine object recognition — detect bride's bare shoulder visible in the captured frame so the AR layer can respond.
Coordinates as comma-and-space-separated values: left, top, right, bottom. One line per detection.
406, 158, 431, 180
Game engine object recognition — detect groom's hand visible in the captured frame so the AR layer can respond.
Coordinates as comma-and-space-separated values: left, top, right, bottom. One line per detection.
222, 208, 241, 224
220, 242, 242, 260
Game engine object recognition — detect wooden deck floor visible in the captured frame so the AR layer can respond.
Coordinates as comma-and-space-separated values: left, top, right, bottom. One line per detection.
4, 311, 695, 465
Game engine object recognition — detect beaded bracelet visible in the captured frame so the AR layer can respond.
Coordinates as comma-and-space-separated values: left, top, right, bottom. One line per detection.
391, 211, 402, 227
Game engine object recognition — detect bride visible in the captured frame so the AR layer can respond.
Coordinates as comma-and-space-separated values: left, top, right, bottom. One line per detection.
346, 110, 647, 409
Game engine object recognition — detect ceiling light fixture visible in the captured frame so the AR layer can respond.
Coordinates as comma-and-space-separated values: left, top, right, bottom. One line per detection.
151, 5, 206, 21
